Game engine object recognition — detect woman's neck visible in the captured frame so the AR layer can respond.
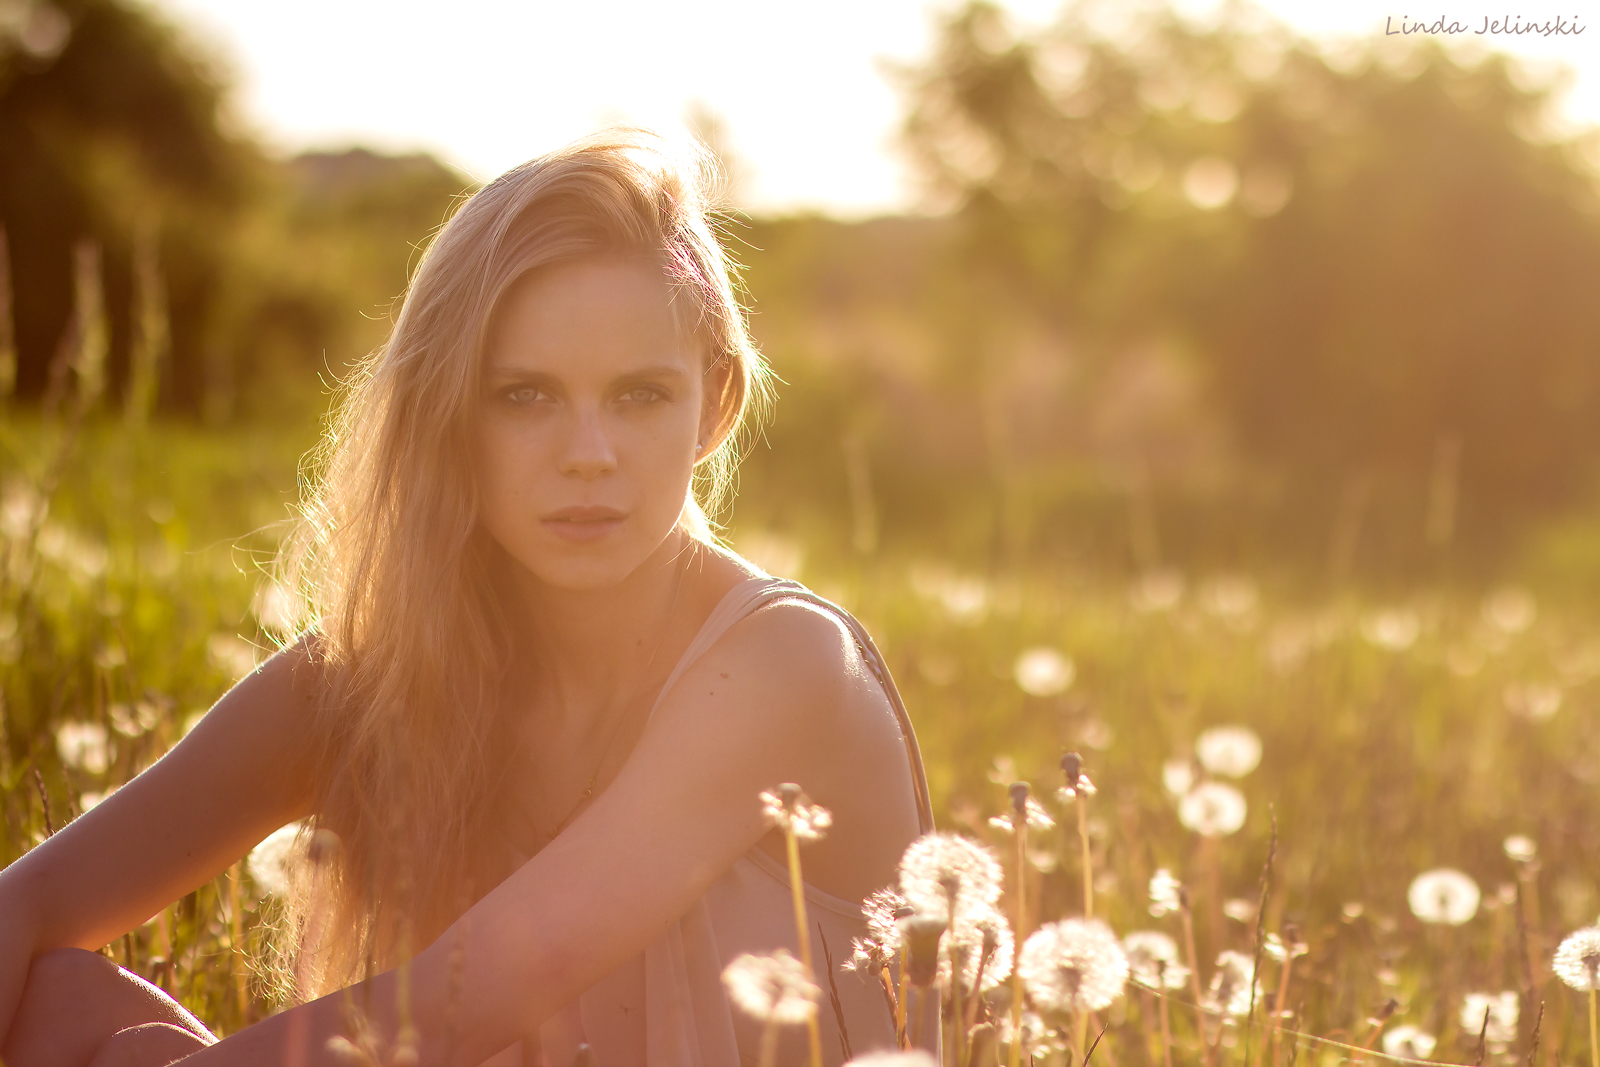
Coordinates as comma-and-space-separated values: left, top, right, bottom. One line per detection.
504, 531, 714, 726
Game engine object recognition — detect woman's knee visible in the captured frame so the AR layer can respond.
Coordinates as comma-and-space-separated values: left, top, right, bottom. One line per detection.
3, 947, 213, 1067
89, 1023, 211, 1067
27, 945, 122, 997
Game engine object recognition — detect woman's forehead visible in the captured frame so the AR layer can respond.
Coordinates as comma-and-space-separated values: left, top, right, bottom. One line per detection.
484, 257, 707, 376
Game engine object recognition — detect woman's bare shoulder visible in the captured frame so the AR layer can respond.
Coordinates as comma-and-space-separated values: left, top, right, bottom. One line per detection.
230, 630, 334, 713
185, 630, 336, 771
683, 594, 913, 790
722, 597, 875, 709
697, 596, 920, 898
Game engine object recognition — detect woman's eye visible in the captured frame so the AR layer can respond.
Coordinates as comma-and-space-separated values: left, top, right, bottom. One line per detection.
504, 386, 545, 404
622, 387, 665, 404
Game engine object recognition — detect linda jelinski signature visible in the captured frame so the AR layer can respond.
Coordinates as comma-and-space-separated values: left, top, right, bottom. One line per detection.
1386, 14, 1585, 36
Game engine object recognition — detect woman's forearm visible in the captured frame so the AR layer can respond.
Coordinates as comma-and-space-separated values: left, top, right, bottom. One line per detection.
178, 931, 550, 1067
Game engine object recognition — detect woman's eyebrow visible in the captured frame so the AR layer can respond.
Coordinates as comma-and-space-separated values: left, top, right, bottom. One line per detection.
482, 364, 690, 386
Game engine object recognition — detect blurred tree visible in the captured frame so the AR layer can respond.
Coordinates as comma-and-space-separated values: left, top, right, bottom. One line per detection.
0, 0, 249, 414
223, 148, 472, 414
894, 0, 1600, 566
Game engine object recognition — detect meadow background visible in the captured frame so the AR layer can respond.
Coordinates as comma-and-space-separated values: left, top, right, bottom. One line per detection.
4, 0, 1600, 1061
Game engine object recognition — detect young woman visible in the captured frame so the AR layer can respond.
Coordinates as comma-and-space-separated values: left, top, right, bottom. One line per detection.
0, 130, 931, 1066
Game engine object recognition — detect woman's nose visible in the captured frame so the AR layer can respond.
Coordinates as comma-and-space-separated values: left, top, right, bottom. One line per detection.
557, 408, 618, 479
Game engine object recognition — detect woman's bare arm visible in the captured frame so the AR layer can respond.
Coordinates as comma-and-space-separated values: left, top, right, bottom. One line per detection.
0, 637, 324, 1042
175, 600, 919, 1065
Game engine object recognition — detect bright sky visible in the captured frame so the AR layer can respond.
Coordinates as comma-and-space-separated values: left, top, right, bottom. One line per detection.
147, 0, 1600, 217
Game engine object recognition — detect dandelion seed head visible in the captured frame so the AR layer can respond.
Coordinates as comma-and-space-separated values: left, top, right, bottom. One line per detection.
1123, 931, 1188, 989
898, 832, 1003, 923
1199, 574, 1259, 621
1163, 758, 1197, 796
722, 950, 819, 1025
1014, 647, 1075, 697
56, 721, 110, 774
0, 482, 46, 539
1381, 1025, 1436, 1060
1504, 682, 1563, 721
79, 787, 115, 811
843, 1053, 939, 1067
1552, 926, 1600, 990
1178, 782, 1247, 836
1056, 777, 1097, 803
862, 887, 908, 955
108, 700, 163, 737
1196, 725, 1262, 778
1130, 567, 1185, 612
246, 821, 307, 897
252, 579, 301, 636
939, 904, 1015, 990
1408, 868, 1480, 925
1360, 608, 1420, 652
1149, 869, 1183, 918
997, 1004, 1059, 1058
1459, 991, 1518, 1046
843, 935, 891, 978
1203, 950, 1259, 1018
1224, 898, 1257, 923
1483, 586, 1536, 634
1058, 751, 1095, 801
1503, 835, 1537, 864
987, 755, 1018, 785
760, 784, 833, 842
207, 634, 260, 681
1016, 918, 1128, 1015
1264, 925, 1307, 961
989, 796, 1055, 834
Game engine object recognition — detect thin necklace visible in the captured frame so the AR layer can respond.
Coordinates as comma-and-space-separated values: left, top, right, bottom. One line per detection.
531, 543, 693, 846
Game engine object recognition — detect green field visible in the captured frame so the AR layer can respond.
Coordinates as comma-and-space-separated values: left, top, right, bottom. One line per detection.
3, 413, 1598, 1065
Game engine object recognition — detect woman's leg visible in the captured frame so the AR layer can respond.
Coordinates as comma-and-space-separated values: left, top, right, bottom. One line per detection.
1, 948, 215, 1067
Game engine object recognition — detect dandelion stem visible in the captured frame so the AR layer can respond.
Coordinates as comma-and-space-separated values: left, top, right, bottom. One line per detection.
1200, 834, 1221, 959
1010, 816, 1028, 1067
966, 937, 996, 1037
396, 914, 417, 1061
1271, 954, 1293, 1067
1588, 986, 1597, 1067
228, 861, 249, 1024
759, 1017, 780, 1067
1159, 990, 1173, 1067
898, 945, 912, 1049
1181, 903, 1210, 1067
950, 932, 966, 1067
877, 963, 903, 1048
1519, 865, 1545, 984
784, 826, 824, 1067
1077, 801, 1093, 920
1072, 1009, 1088, 1067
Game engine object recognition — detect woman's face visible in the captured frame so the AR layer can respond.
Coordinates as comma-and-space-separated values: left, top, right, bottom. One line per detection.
475, 256, 725, 591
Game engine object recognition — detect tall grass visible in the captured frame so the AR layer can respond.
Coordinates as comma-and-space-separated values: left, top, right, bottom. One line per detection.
3, 416, 1599, 1063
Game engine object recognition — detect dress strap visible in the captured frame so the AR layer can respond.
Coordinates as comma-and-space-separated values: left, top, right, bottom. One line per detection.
650, 576, 936, 836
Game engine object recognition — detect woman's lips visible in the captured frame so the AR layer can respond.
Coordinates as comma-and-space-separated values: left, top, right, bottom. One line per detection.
541, 515, 624, 543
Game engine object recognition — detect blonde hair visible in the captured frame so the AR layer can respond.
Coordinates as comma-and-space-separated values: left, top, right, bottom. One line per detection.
272, 128, 774, 996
